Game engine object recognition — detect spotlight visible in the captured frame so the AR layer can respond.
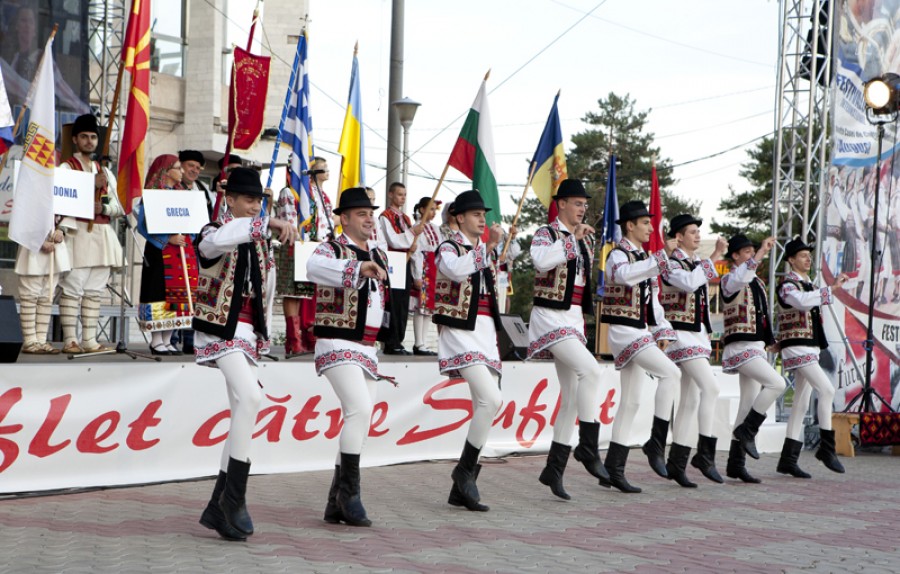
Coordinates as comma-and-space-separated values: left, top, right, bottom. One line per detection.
863, 73, 900, 114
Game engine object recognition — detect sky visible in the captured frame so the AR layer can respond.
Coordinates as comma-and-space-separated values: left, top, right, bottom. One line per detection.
229, 0, 781, 228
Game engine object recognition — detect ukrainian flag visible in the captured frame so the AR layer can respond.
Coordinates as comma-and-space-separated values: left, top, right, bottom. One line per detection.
337, 44, 365, 197
529, 91, 567, 222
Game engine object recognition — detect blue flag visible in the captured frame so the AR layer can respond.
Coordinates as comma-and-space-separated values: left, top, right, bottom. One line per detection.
281, 32, 316, 236
596, 154, 621, 297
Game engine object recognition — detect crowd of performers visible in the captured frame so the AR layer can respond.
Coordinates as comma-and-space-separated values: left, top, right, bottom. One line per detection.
10, 115, 848, 543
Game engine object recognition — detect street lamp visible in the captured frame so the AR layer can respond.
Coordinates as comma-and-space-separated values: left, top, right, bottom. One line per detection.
392, 97, 421, 188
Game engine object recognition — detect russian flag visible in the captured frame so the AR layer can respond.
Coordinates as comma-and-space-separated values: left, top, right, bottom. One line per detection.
0, 68, 15, 154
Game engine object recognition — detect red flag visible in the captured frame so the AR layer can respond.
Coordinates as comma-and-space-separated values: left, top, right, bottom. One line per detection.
643, 161, 665, 253
228, 47, 270, 150
117, 0, 151, 214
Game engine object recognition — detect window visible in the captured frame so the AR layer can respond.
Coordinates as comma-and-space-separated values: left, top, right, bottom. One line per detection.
150, 0, 185, 77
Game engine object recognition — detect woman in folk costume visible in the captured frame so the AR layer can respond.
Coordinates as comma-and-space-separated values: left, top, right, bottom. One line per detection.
599, 200, 681, 493
775, 237, 848, 478
659, 214, 728, 487
306, 188, 394, 528
134, 155, 197, 355
720, 234, 786, 483
194, 168, 296, 541
527, 179, 611, 499
434, 190, 504, 512
409, 196, 443, 356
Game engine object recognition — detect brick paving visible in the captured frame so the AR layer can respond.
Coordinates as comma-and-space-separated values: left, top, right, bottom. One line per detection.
1, 450, 898, 573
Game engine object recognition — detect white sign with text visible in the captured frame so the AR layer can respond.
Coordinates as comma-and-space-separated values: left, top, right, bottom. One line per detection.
386, 251, 407, 289
293, 240, 321, 282
141, 189, 210, 234
11, 161, 94, 219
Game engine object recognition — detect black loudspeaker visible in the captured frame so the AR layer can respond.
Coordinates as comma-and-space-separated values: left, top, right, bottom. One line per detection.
0, 296, 23, 363
497, 314, 529, 361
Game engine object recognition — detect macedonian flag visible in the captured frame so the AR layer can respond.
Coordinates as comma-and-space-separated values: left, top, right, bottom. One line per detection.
117, 0, 151, 214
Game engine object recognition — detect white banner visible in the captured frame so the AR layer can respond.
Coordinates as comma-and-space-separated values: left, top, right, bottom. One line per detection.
12, 160, 94, 219
386, 251, 407, 289
293, 240, 321, 281
140, 189, 210, 234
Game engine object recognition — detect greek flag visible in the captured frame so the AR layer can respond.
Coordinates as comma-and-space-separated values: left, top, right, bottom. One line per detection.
282, 32, 316, 235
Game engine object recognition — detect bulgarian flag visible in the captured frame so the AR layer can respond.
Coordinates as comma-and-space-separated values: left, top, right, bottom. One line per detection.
448, 73, 500, 227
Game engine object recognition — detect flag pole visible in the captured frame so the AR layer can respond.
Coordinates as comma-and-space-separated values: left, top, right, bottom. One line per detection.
406, 161, 450, 261
500, 161, 537, 261
266, 29, 304, 190
179, 244, 194, 316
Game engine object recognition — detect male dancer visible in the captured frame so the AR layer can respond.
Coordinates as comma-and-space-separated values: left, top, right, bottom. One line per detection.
600, 200, 682, 493
57, 114, 123, 354
720, 234, 786, 483
529, 179, 610, 499
15, 219, 69, 353
775, 237, 847, 477
307, 187, 393, 527
194, 167, 297, 541
660, 214, 727, 487
434, 190, 503, 512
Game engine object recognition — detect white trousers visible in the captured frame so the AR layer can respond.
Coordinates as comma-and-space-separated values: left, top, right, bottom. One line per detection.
611, 344, 681, 444
672, 358, 720, 445
786, 363, 835, 440
548, 338, 602, 444
733, 357, 787, 426
458, 365, 502, 450
325, 364, 378, 456
18, 274, 60, 299
216, 352, 262, 470
413, 313, 427, 348
58, 266, 111, 298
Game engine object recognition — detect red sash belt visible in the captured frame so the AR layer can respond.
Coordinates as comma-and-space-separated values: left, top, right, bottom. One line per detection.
361, 326, 379, 345
238, 297, 256, 324
571, 285, 584, 306
477, 295, 494, 317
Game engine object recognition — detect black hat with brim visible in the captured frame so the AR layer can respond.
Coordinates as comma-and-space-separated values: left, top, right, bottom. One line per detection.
784, 237, 814, 259
223, 167, 266, 197
668, 214, 703, 238
179, 150, 206, 166
727, 234, 755, 258
72, 114, 99, 136
452, 190, 491, 215
616, 200, 654, 225
333, 187, 379, 215
554, 179, 591, 200
218, 154, 243, 169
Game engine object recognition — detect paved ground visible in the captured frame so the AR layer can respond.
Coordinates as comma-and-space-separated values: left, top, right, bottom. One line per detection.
1, 450, 898, 574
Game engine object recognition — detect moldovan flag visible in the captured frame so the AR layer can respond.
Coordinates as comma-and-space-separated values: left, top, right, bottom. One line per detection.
530, 91, 567, 223
0, 67, 15, 154
117, 0, 151, 214
643, 160, 665, 253
9, 38, 55, 254
448, 76, 500, 227
337, 44, 365, 196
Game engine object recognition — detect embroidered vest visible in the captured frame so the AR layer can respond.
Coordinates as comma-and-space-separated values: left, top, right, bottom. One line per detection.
193, 222, 269, 341
66, 157, 111, 225
433, 240, 501, 331
660, 257, 712, 333
532, 226, 594, 315
775, 279, 827, 349
600, 247, 656, 329
722, 276, 774, 346
313, 241, 392, 342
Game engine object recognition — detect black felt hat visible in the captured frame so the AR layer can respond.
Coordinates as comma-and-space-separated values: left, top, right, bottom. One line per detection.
616, 200, 654, 225
554, 179, 591, 200
333, 187, 379, 215
452, 190, 491, 215
72, 114, 99, 136
218, 154, 243, 169
178, 150, 206, 166
667, 213, 703, 238
727, 234, 755, 258
223, 167, 265, 197
784, 236, 814, 259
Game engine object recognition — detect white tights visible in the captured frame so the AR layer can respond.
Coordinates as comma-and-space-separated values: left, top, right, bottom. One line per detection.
672, 358, 720, 445
326, 364, 378, 456
785, 363, 834, 440
610, 344, 681, 444
549, 338, 602, 444
413, 314, 427, 348
216, 352, 262, 470
458, 365, 502, 449
733, 357, 787, 425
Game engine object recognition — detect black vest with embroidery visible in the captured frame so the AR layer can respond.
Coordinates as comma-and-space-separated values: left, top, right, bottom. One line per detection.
433, 240, 502, 331
600, 247, 657, 329
775, 278, 827, 349
313, 241, 393, 342
722, 275, 774, 346
660, 256, 712, 333
532, 226, 594, 315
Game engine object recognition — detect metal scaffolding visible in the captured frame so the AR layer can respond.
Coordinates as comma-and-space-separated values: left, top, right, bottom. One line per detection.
87, 0, 127, 163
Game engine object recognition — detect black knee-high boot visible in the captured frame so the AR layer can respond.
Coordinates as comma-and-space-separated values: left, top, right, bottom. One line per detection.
725, 439, 761, 483
572, 421, 611, 486
338, 453, 372, 526
690, 435, 724, 483
323, 465, 343, 524
219, 457, 254, 537
450, 441, 489, 511
733, 409, 767, 460
200, 470, 246, 541
539, 441, 572, 500
815, 429, 845, 473
666, 443, 698, 488
776, 438, 811, 478
604, 442, 642, 493
641, 416, 670, 478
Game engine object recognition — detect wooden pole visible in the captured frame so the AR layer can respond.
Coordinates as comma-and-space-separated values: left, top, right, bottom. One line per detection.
179, 244, 194, 316
406, 162, 451, 261
500, 161, 537, 261
48, 246, 55, 306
